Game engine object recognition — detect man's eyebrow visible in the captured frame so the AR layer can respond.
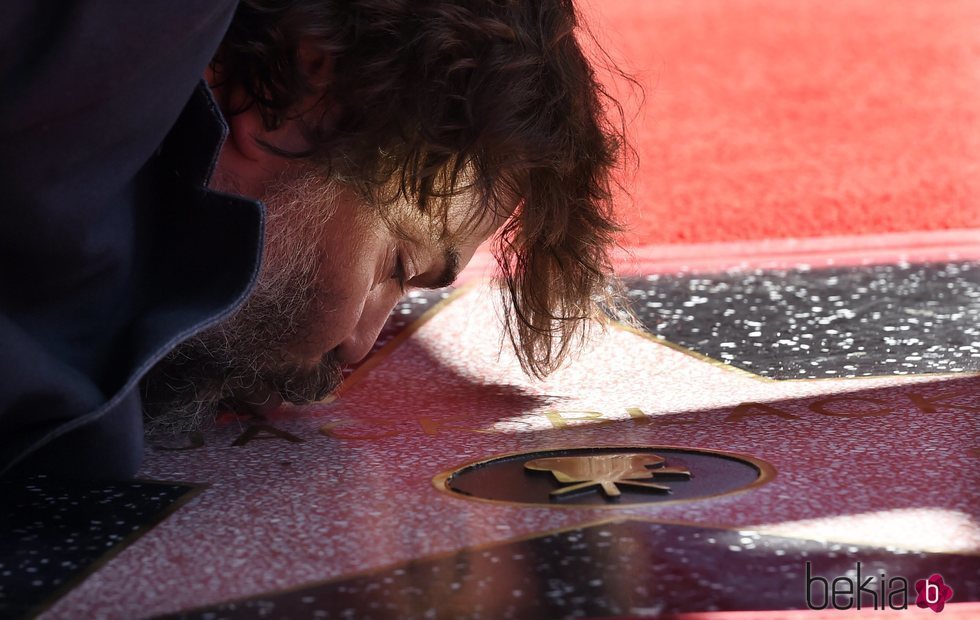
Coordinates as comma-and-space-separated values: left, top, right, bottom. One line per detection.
426, 245, 461, 290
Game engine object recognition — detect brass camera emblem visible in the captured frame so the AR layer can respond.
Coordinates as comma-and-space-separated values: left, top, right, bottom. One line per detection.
434, 446, 775, 507
524, 453, 691, 498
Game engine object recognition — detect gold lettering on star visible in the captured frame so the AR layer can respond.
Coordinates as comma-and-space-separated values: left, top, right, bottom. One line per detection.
524, 453, 691, 498
167, 385, 978, 450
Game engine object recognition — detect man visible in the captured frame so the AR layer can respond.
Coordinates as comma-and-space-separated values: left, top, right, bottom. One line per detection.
0, 0, 626, 478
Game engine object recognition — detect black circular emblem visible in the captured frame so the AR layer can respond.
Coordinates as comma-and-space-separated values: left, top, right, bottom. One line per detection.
433, 446, 775, 507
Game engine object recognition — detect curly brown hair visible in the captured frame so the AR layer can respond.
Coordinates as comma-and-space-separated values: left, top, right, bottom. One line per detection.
213, 0, 633, 377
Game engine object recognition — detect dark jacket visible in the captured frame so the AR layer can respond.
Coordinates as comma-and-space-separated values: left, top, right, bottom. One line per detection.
0, 2, 263, 478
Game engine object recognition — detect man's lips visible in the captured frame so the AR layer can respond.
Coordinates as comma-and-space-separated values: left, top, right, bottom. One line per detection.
231, 390, 285, 417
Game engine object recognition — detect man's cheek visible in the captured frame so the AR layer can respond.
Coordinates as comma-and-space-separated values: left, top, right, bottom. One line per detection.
285, 290, 352, 364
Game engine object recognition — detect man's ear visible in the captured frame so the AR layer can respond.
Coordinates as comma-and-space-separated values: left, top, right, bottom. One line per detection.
208, 41, 337, 196
225, 101, 274, 163
226, 39, 335, 160
298, 40, 334, 94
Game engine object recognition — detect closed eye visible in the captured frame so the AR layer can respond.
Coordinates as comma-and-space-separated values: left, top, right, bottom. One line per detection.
390, 251, 407, 293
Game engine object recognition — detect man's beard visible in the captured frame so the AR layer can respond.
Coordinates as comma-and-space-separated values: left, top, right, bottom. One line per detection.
141, 170, 344, 435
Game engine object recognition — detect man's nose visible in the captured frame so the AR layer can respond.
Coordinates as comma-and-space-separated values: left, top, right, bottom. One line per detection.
333, 292, 401, 365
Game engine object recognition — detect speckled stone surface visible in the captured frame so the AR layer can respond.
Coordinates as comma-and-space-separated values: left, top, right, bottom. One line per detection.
441, 446, 766, 506
35, 261, 980, 619
0, 478, 197, 619
163, 520, 980, 619
626, 261, 980, 379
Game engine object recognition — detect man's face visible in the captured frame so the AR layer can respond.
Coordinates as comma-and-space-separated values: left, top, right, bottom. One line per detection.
142, 164, 505, 431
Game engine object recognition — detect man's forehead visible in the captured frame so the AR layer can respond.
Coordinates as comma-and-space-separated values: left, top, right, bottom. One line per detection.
398, 185, 506, 244
393, 188, 508, 290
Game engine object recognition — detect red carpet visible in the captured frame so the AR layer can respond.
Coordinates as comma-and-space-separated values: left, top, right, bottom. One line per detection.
587, 0, 980, 245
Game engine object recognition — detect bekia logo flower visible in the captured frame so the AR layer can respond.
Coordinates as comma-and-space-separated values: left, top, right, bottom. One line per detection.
915, 574, 954, 613
805, 563, 957, 611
